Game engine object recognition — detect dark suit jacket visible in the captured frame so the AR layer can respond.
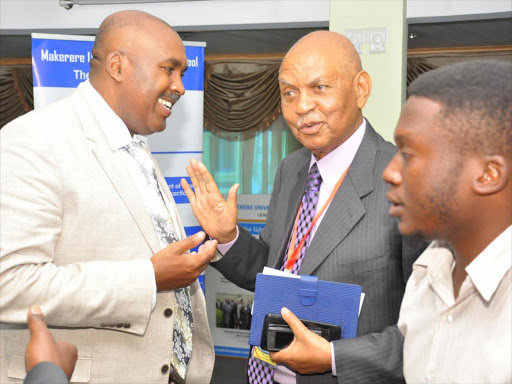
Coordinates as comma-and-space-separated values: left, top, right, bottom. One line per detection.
24, 362, 69, 384
213, 121, 427, 384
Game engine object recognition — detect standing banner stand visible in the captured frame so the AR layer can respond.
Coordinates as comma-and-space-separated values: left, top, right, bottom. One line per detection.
205, 194, 270, 358
32, 33, 206, 291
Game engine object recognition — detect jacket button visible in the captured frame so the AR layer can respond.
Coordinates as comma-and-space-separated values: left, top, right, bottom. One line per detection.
100, 323, 106, 327
116, 323, 123, 328
161, 364, 169, 374
124, 323, 131, 328
164, 308, 173, 318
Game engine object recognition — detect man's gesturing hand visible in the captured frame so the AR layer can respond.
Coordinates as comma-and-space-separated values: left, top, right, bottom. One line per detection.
25, 305, 78, 380
181, 159, 238, 244
151, 231, 217, 292
269, 308, 332, 375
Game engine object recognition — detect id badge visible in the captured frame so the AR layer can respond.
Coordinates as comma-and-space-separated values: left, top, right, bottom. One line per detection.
252, 346, 276, 366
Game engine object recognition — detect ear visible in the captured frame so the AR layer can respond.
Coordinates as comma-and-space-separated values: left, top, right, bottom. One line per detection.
105, 51, 124, 83
354, 70, 372, 110
473, 155, 510, 196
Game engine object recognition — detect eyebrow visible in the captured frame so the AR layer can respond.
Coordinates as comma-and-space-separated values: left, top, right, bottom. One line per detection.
278, 78, 293, 86
278, 76, 327, 87
163, 58, 188, 72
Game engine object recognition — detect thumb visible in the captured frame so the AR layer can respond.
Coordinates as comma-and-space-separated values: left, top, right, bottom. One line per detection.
172, 231, 206, 254
280, 307, 307, 336
27, 305, 47, 336
227, 183, 239, 211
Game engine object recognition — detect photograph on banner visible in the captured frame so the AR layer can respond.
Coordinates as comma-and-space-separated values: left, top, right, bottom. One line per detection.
205, 194, 270, 358
215, 293, 253, 330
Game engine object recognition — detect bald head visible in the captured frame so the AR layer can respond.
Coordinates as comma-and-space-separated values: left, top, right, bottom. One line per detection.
91, 10, 176, 69
282, 31, 362, 76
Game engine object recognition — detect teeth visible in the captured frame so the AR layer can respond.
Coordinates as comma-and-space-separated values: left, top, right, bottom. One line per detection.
158, 98, 172, 110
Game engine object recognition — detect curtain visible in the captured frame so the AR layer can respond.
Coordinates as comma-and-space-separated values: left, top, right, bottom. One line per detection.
406, 57, 437, 87
0, 65, 33, 129
204, 60, 282, 141
203, 115, 302, 194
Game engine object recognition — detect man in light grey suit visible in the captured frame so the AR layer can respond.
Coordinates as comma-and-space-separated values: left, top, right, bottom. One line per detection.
183, 31, 426, 383
1, 11, 216, 384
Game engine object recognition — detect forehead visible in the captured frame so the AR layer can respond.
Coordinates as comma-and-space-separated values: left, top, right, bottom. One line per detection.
132, 22, 186, 64
395, 96, 443, 145
279, 47, 343, 84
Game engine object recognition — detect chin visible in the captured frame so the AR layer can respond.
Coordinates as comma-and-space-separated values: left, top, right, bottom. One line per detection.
148, 123, 167, 134
397, 221, 417, 237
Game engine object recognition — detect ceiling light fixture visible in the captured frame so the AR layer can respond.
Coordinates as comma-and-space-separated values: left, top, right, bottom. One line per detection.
60, 0, 205, 10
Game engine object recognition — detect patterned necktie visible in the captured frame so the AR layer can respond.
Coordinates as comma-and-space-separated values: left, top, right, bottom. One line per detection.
123, 140, 193, 382
248, 163, 322, 384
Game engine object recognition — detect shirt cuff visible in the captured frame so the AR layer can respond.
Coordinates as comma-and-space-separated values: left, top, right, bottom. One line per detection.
331, 342, 337, 376
216, 225, 239, 255
148, 259, 157, 311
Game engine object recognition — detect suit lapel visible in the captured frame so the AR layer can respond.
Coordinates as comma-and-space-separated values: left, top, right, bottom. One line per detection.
299, 121, 379, 275
70, 87, 161, 255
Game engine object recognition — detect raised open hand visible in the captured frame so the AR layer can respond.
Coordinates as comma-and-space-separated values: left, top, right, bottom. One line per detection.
181, 159, 239, 244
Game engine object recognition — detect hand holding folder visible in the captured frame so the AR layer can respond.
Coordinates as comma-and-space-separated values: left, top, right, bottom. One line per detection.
249, 270, 363, 348
249, 270, 363, 375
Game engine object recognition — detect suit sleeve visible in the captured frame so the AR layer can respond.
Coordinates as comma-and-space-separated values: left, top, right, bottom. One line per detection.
24, 362, 69, 384
332, 236, 428, 384
211, 157, 286, 291
0, 119, 154, 335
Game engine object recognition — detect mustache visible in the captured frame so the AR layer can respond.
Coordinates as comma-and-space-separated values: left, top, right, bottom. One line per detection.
160, 93, 181, 103
297, 113, 319, 128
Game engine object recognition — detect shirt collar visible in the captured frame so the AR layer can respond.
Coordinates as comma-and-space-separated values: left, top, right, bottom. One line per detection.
466, 225, 512, 302
414, 226, 512, 302
310, 119, 366, 192
80, 80, 147, 150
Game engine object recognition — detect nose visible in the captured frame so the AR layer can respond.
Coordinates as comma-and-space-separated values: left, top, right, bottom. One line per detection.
382, 152, 402, 186
170, 74, 185, 96
296, 90, 315, 116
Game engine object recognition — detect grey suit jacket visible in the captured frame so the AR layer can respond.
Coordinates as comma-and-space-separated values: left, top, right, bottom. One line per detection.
0, 83, 214, 383
24, 362, 69, 384
213, 122, 427, 384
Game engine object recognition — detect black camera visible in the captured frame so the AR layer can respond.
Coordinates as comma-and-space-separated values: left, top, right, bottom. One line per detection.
260, 313, 342, 352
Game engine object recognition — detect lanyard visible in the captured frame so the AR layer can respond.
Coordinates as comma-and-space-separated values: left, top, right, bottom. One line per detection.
284, 165, 350, 271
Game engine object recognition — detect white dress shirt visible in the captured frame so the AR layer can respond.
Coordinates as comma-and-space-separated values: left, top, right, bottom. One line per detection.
218, 119, 367, 383
398, 226, 512, 384
82, 80, 181, 310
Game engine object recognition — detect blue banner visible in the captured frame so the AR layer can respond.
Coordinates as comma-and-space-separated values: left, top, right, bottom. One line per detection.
32, 38, 204, 91
239, 222, 266, 236
214, 346, 250, 358
165, 176, 194, 204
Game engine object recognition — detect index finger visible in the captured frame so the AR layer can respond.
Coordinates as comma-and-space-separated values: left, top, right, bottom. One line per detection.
192, 239, 218, 270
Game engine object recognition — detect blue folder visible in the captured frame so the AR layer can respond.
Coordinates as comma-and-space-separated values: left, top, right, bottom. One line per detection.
249, 273, 362, 347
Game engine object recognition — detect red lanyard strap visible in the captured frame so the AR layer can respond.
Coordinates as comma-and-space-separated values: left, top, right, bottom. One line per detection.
284, 166, 350, 271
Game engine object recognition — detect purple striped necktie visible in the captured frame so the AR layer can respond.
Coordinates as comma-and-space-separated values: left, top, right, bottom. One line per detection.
248, 162, 322, 384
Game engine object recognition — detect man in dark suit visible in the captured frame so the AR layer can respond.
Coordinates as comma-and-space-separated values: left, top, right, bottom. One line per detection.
24, 306, 76, 384
183, 31, 426, 383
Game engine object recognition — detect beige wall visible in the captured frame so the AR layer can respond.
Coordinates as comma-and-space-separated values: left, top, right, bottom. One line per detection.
330, 0, 407, 142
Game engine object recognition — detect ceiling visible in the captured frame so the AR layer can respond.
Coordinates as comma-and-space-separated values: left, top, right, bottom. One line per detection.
0, 17, 511, 59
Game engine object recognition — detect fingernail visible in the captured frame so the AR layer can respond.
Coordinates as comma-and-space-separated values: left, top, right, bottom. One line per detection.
196, 231, 205, 238
30, 305, 43, 315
